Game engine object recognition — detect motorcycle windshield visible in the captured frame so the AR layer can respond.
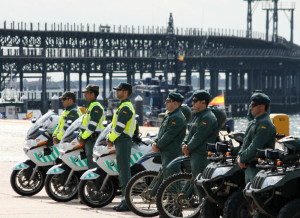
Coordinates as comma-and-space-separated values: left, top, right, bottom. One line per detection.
95, 123, 112, 146
60, 115, 84, 143
26, 111, 56, 139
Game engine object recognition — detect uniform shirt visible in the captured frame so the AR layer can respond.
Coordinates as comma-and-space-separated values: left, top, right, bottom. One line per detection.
239, 112, 276, 164
155, 107, 187, 155
80, 100, 104, 140
183, 108, 218, 154
53, 104, 81, 140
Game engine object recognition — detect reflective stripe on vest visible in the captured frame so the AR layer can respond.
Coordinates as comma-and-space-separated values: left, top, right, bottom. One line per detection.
54, 108, 82, 140
111, 102, 136, 138
81, 101, 105, 133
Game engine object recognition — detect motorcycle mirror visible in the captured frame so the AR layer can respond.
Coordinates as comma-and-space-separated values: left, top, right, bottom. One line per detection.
73, 131, 79, 136
67, 120, 72, 125
32, 118, 36, 123
135, 114, 140, 120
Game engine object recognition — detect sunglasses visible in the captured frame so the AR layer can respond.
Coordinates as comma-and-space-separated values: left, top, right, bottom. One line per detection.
165, 99, 174, 103
251, 103, 259, 107
192, 99, 200, 103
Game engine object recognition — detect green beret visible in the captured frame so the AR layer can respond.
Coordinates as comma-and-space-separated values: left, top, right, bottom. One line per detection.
113, 82, 132, 91
193, 90, 211, 101
59, 91, 76, 100
168, 92, 184, 102
251, 93, 271, 105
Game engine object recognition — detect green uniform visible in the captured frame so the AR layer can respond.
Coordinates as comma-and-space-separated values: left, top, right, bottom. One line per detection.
80, 100, 105, 169
155, 107, 187, 179
183, 108, 218, 178
107, 99, 136, 199
53, 104, 81, 140
238, 113, 276, 183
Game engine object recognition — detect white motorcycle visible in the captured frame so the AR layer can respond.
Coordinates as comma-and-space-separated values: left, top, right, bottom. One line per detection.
78, 123, 161, 208
10, 111, 60, 196
45, 115, 87, 202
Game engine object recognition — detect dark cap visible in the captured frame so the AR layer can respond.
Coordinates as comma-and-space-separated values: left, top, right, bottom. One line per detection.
168, 92, 184, 102
193, 90, 211, 101
251, 93, 270, 105
59, 91, 76, 100
82, 84, 99, 94
113, 82, 132, 91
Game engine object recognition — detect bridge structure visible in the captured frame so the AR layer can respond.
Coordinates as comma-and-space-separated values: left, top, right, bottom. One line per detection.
0, 13, 300, 116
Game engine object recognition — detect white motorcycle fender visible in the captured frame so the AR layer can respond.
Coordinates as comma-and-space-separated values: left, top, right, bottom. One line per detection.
12, 162, 30, 171
80, 168, 100, 180
47, 164, 65, 175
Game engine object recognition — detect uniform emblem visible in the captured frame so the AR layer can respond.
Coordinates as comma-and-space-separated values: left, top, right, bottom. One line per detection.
172, 122, 176, 125
95, 110, 99, 113
74, 157, 79, 162
202, 122, 207, 125
261, 126, 266, 129
123, 111, 127, 114
70, 115, 74, 117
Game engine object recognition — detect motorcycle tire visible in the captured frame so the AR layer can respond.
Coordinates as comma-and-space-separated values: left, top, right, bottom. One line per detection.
125, 170, 159, 217
78, 177, 117, 208
10, 168, 45, 196
278, 198, 300, 218
45, 173, 79, 202
156, 173, 200, 218
223, 190, 251, 218
200, 197, 222, 218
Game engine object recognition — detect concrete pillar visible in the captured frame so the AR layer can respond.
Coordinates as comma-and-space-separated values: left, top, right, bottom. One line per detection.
210, 70, 218, 96
186, 66, 192, 85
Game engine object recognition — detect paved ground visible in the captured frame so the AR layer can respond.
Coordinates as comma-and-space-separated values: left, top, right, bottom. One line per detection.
0, 119, 159, 218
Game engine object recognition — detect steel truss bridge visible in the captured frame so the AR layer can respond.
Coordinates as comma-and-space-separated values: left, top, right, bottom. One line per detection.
1, 15, 300, 116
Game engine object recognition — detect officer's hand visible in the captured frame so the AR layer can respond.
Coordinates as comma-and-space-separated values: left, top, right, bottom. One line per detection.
106, 139, 113, 146
152, 143, 159, 153
182, 144, 190, 157
237, 157, 247, 169
77, 136, 85, 145
53, 137, 59, 144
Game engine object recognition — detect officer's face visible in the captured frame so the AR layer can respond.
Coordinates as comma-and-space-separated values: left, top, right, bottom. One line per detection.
84, 91, 94, 102
250, 101, 265, 117
116, 89, 127, 100
165, 98, 175, 112
192, 98, 206, 112
61, 97, 73, 108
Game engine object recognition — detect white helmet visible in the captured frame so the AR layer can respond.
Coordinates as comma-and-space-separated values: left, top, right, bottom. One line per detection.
43, 115, 60, 133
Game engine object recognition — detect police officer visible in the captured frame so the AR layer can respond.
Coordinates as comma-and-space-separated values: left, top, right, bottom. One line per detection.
182, 90, 218, 179
78, 84, 105, 169
247, 90, 271, 121
106, 82, 135, 212
152, 92, 187, 179
53, 91, 82, 144
237, 93, 276, 183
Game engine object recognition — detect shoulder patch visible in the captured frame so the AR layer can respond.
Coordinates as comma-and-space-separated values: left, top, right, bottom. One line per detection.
172, 121, 176, 125
95, 110, 99, 113
123, 111, 127, 114
70, 115, 74, 117
202, 122, 207, 125
261, 126, 266, 129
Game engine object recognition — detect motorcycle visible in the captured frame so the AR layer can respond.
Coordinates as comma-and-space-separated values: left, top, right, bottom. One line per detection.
10, 111, 60, 196
78, 123, 161, 208
45, 115, 87, 202
195, 129, 246, 218
243, 136, 300, 218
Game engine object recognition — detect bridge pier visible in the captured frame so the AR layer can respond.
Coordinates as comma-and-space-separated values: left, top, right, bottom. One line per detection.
78, 70, 82, 100
199, 69, 205, 90
41, 63, 48, 114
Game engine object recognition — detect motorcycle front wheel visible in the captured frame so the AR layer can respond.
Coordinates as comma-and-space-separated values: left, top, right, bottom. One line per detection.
10, 167, 45, 196
45, 173, 79, 202
156, 173, 201, 218
78, 177, 117, 208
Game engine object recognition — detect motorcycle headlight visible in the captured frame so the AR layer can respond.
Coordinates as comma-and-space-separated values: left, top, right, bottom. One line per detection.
211, 166, 232, 179
261, 175, 284, 189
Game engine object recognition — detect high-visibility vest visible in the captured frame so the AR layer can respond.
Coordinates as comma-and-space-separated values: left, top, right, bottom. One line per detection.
109, 101, 136, 142
81, 101, 105, 138
53, 108, 82, 140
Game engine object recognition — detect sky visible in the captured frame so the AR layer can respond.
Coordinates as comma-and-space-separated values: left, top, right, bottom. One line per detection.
1, 0, 299, 83
0, 0, 299, 44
